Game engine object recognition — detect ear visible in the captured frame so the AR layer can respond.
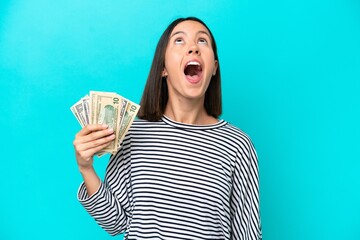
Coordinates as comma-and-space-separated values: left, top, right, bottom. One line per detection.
162, 68, 168, 77
213, 60, 219, 76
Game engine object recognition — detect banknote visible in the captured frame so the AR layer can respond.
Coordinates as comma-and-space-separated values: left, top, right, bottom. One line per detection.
92, 91, 122, 152
117, 100, 140, 147
82, 95, 90, 125
70, 99, 87, 127
70, 91, 140, 156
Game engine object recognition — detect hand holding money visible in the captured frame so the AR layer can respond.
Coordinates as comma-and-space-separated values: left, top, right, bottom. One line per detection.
71, 91, 140, 156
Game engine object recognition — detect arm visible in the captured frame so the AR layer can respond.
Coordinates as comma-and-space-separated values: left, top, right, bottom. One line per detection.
73, 124, 115, 195
73, 125, 128, 236
77, 173, 129, 236
231, 140, 262, 240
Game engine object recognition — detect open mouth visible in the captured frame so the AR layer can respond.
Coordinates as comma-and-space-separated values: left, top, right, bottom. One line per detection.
184, 61, 203, 78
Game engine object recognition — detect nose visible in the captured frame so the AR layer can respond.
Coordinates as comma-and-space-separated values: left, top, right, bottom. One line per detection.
187, 44, 200, 55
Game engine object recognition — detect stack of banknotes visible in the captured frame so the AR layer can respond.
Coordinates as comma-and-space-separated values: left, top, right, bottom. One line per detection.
70, 91, 140, 155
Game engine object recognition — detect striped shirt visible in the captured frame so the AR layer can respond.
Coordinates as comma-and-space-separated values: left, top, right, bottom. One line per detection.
78, 116, 262, 239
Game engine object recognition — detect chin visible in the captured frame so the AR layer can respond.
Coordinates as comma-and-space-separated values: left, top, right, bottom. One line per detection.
183, 90, 206, 100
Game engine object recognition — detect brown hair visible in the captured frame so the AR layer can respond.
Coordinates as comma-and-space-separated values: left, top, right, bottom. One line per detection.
137, 17, 222, 121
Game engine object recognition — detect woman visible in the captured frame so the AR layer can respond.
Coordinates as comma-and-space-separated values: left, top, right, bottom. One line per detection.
73, 17, 262, 239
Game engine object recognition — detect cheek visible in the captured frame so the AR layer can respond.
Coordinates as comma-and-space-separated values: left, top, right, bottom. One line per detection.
165, 53, 183, 74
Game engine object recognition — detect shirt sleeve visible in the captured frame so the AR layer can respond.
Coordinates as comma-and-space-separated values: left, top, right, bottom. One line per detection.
231, 138, 262, 240
77, 150, 130, 236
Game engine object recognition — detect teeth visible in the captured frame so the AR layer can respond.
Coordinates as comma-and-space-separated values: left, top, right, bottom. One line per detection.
186, 61, 200, 66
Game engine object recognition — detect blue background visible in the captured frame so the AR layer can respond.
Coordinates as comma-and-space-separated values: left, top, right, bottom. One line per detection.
0, 0, 359, 239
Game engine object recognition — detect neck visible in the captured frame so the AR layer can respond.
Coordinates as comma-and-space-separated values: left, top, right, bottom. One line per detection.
164, 97, 217, 125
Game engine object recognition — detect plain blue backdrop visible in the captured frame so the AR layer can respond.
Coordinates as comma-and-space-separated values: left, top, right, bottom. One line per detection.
0, 0, 359, 239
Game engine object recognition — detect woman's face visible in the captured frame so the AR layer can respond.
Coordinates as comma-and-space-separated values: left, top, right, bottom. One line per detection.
163, 20, 218, 102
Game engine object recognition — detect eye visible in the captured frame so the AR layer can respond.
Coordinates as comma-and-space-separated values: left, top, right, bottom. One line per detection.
174, 38, 184, 45
198, 38, 208, 44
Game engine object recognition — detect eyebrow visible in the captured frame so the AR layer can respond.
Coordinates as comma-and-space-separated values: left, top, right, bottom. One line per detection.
170, 30, 211, 39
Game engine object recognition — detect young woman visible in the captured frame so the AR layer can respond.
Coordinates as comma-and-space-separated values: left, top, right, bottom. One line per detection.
73, 17, 262, 239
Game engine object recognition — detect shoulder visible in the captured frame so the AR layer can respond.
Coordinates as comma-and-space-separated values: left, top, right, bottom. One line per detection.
126, 118, 169, 138
132, 118, 163, 126
220, 122, 255, 147
215, 121, 257, 161
129, 118, 166, 131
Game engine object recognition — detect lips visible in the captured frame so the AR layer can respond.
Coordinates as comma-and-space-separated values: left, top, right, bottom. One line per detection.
184, 60, 203, 83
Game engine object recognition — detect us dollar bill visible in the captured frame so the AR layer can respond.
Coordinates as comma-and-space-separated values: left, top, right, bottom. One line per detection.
91, 91, 123, 152
82, 95, 90, 125
70, 98, 87, 127
71, 91, 140, 156
117, 99, 140, 147
89, 91, 117, 125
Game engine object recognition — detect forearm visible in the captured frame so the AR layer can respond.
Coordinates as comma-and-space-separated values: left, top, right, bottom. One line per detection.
77, 180, 128, 236
79, 166, 101, 197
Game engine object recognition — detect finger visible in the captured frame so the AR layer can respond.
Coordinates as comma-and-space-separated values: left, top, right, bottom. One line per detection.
77, 127, 115, 144
76, 133, 116, 152
89, 141, 114, 156
77, 139, 114, 160
77, 124, 109, 137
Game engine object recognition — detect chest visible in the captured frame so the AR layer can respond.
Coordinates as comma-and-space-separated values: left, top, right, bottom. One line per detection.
128, 142, 233, 206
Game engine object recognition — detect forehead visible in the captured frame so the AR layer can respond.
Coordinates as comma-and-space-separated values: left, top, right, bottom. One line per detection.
171, 20, 210, 36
